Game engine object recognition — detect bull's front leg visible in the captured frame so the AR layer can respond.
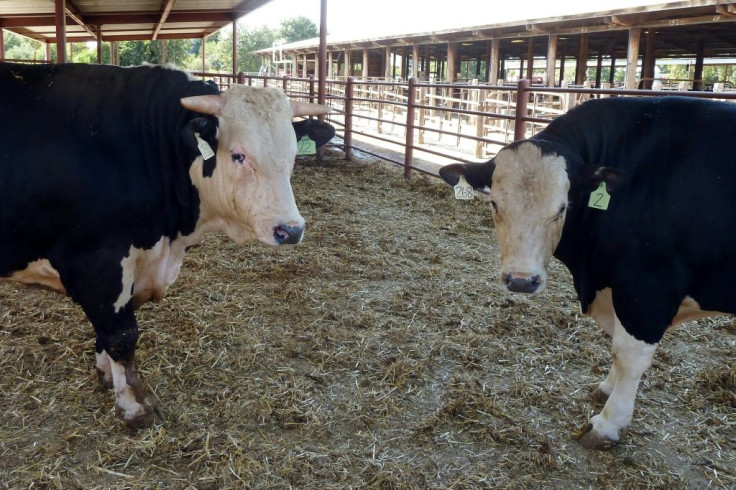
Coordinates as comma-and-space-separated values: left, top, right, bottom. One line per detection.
578, 319, 657, 449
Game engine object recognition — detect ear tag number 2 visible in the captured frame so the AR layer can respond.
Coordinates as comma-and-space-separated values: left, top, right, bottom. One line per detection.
195, 133, 215, 160
454, 176, 474, 200
588, 182, 611, 210
297, 136, 317, 155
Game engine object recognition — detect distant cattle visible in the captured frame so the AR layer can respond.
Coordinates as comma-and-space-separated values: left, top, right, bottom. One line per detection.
440, 96, 736, 448
293, 118, 336, 149
0, 62, 327, 428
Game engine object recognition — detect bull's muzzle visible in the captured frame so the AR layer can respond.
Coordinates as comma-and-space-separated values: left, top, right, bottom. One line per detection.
273, 224, 304, 245
503, 273, 542, 294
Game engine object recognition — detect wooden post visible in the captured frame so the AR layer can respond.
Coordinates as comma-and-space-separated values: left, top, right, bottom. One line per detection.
344, 49, 351, 77
693, 37, 705, 91
514, 78, 530, 141
232, 20, 238, 77
595, 51, 603, 87
96, 26, 102, 63
489, 38, 500, 85
642, 30, 656, 89
161, 40, 167, 64
55, 0, 67, 63
609, 53, 616, 84
0, 26, 4, 60
302, 54, 308, 78
525, 38, 534, 80
327, 52, 333, 77
344, 77, 354, 160
384, 47, 392, 79
362, 48, 369, 79
412, 44, 420, 79
423, 44, 430, 80
546, 35, 558, 87
404, 78, 417, 179
624, 27, 641, 90
201, 36, 206, 73
576, 33, 589, 84
69, 42, 73, 62
447, 42, 458, 82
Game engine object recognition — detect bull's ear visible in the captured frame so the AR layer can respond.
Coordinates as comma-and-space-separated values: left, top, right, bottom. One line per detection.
578, 165, 626, 193
181, 95, 223, 116
291, 100, 330, 117
439, 161, 495, 190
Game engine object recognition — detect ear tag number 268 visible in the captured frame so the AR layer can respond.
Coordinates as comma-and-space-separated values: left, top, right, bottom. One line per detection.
454, 176, 474, 200
588, 182, 611, 210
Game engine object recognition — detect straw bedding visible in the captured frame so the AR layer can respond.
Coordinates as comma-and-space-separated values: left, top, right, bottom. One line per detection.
1, 151, 734, 489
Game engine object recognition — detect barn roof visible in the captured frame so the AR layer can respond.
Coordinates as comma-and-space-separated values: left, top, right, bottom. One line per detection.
259, 1, 736, 61
0, 0, 273, 43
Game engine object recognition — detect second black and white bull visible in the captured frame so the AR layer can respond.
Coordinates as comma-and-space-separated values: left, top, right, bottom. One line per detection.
441, 96, 736, 449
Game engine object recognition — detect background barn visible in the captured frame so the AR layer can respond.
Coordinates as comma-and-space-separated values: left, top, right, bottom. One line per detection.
1, 152, 733, 489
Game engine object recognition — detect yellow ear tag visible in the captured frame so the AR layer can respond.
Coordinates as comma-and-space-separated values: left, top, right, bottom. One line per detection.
297, 135, 317, 155
588, 182, 611, 210
454, 175, 474, 200
195, 133, 215, 160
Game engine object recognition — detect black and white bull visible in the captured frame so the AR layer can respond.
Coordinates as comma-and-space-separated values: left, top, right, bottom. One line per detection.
440, 96, 736, 448
0, 62, 328, 428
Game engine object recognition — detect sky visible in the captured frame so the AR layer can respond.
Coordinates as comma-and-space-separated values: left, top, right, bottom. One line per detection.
240, 0, 667, 39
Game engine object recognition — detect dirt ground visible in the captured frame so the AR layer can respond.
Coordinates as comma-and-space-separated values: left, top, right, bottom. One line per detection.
1, 151, 734, 489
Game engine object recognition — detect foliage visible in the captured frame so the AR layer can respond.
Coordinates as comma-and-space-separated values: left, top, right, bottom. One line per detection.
279, 16, 319, 43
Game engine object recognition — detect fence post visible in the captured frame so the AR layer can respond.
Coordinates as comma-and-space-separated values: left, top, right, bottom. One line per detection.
513, 78, 530, 141
344, 77, 354, 161
309, 75, 316, 104
237, 71, 245, 85
283, 75, 289, 94
404, 77, 417, 179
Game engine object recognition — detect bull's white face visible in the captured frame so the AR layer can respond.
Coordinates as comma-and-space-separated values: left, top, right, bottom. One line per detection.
490, 142, 569, 294
186, 85, 304, 246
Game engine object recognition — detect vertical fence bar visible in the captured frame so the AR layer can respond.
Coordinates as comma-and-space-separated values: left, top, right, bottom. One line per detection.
237, 71, 245, 85
513, 78, 530, 141
404, 77, 417, 179
309, 75, 316, 104
283, 76, 289, 94
344, 77, 354, 161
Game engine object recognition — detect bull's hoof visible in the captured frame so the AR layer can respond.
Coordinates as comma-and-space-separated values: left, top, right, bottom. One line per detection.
118, 397, 165, 430
574, 423, 619, 450
591, 387, 610, 404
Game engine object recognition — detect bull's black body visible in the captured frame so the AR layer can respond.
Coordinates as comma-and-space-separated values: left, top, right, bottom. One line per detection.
0, 62, 220, 360
293, 118, 336, 149
533, 96, 736, 343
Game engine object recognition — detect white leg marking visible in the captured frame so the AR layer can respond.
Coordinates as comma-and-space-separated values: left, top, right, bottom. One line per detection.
109, 358, 148, 422
95, 351, 113, 387
589, 319, 657, 442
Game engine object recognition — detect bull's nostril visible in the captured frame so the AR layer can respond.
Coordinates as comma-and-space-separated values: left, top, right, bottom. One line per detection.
273, 225, 304, 245
530, 275, 540, 287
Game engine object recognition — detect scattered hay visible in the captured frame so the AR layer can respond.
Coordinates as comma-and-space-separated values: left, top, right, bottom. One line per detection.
1, 150, 734, 488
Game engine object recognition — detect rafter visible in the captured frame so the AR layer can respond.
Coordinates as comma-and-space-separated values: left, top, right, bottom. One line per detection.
51, 0, 97, 39
153, 0, 177, 40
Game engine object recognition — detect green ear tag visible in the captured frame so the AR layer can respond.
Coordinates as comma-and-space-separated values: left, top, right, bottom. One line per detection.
588, 181, 611, 210
453, 176, 474, 200
297, 135, 317, 155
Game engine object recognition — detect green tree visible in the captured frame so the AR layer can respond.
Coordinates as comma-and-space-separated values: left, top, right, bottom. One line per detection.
279, 16, 318, 43
237, 25, 279, 73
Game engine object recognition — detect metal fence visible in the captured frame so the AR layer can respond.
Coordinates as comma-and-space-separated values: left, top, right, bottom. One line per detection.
196, 71, 736, 179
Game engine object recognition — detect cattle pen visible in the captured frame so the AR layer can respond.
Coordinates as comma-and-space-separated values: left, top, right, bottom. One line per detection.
1, 149, 734, 488
199, 71, 736, 179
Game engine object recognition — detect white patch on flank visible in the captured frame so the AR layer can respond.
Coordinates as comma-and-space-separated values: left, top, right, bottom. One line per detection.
490, 142, 569, 292
113, 235, 193, 313
588, 319, 657, 442
95, 350, 113, 386
109, 358, 146, 420
3, 259, 65, 293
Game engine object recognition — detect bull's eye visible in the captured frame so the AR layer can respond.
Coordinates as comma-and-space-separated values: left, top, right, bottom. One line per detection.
553, 204, 567, 222
231, 152, 246, 164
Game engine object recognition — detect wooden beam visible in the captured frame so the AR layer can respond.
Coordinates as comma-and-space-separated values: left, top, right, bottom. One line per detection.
489, 38, 500, 84
232, 20, 238, 76
0, 26, 5, 60
153, 0, 176, 40
624, 27, 641, 89
55, 0, 67, 63
55, 0, 98, 39
546, 34, 557, 87
525, 38, 534, 80
447, 41, 458, 82
362, 48, 369, 78
576, 33, 588, 84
